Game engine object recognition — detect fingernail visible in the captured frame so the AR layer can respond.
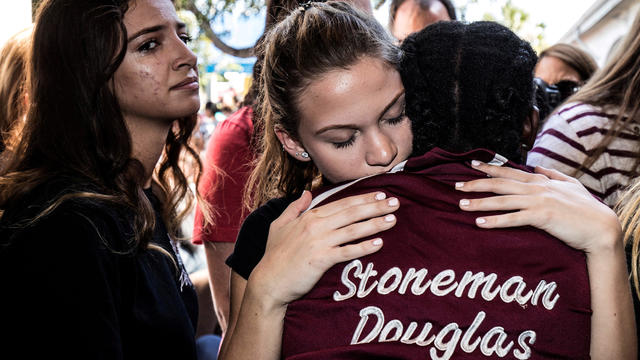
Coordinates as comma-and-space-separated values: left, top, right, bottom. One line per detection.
459, 199, 470, 206
384, 214, 395, 222
476, 217, 486, 225
388, 198, 399, 206
375, 192, 386, 200
372, 238, 383, 246
455, 182, 465, 188
471, 160, 481, 167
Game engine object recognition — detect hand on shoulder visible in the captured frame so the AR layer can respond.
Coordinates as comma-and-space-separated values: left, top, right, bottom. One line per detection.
248, 190, 400, 308
455, 161, 622, 254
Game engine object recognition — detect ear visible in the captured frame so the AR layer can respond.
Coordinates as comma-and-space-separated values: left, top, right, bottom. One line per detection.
274, 125, 312, 162
521, 106, 540, 150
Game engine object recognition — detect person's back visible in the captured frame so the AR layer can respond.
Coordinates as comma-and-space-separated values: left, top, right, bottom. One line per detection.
283, 147, 590, 359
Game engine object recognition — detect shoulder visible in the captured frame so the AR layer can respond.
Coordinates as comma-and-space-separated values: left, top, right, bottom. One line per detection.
227, 197, 294, 279
240, 197, 294, 233
0, 184, 131, 253
228, 196, 294, 252
211, 106, 253, 141
534, 102, 613, 151
550, 102, 615, 130
204, 106, 254, 164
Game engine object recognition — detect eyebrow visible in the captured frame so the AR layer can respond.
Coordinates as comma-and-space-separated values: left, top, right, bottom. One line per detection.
376, 90, 405, 121
127, 22, 186, 43
314, 90, 406, 136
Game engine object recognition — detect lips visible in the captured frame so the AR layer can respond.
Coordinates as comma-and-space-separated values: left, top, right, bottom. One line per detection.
171, 76, 199, 90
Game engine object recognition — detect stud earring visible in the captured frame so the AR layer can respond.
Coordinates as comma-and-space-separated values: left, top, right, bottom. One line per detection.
295, 151, 310, 159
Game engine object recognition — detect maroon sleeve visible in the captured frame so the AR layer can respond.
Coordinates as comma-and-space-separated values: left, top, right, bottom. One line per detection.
192, 106, 254, 245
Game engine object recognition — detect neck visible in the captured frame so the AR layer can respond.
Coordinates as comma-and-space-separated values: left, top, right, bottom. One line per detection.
125, 115, 173, 189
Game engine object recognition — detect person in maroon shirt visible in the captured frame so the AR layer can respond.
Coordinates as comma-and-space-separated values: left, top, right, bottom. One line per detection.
219, 4, 634, 360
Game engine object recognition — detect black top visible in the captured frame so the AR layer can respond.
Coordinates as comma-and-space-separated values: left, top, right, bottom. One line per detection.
0, 182, 198, 359
226, 197, 293, 280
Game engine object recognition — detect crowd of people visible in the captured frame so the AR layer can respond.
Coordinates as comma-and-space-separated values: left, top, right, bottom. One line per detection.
0, 0, 639, 359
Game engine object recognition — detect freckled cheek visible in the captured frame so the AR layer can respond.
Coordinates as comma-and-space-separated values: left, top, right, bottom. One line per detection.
136, 68, 163, 97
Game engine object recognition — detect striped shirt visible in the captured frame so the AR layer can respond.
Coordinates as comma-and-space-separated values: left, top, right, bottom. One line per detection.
527, 102, 640, 207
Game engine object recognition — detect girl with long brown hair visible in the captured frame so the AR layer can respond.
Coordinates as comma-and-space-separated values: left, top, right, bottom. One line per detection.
192, 0, 375, 339
220, 2, 410, 357
528, 10, 640, 207
0, 0, 205, 357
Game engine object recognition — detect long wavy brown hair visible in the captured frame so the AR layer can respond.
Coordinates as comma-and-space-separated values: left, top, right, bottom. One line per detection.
0, 0, 204, 255
610, 10, 640, 299
0, 26, 31, 154
617, 179, 640, 298
245, 1, 402, 209
566, 10, 640, 180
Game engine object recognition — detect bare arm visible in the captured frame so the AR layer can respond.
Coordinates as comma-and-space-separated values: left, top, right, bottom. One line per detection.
203, 241, 234, 335
455, 161, 637, 360
218, 190, 400, 359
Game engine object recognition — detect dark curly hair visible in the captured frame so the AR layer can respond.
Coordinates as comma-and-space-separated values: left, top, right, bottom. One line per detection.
400, 21, 537, 163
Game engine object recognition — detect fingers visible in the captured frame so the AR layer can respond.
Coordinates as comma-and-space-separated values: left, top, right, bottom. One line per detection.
275, 190, 313, 226
455, 177, 534, 195
328, 196, 400, 230
458, 195, 533, 212
534, 165, 580, 184
309, 191, 389, 218
334, 238, 384, 263
469, 160, 540, 183
330, 211, 397, 246
472, 211, 536, 229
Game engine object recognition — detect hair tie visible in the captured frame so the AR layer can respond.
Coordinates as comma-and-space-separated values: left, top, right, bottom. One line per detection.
298, 0, 326, 12
299, 1, 313, 11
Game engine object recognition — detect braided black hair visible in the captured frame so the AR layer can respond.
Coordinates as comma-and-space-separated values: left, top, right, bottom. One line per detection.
400, 21, 537, 163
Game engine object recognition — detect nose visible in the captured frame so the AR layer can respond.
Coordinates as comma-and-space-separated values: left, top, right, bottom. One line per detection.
171, 36, 197, 71
365, 130, 397, 167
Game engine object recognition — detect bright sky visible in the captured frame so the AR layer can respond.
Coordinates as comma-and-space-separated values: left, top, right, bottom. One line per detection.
374, 0, 600, 44
462, 0, 600, 44
215, 0, 603, 64
0, 1, 31, 47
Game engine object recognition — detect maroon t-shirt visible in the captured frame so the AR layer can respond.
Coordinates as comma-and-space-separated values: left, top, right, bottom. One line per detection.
193, 106, 254, 244
282, 147, 590, 360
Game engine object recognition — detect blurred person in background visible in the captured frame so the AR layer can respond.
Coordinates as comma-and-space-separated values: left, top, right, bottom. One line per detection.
201, 101, 218, 143
527, 10, 640, 208
389, 0, 455, 41
0, 27, 31, 155
534, 43, 598, 120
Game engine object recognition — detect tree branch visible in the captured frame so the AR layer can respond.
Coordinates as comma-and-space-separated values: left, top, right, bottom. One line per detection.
185, 1, 256, 58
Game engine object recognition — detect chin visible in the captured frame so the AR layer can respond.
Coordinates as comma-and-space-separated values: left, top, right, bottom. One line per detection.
172, 101, 200, 119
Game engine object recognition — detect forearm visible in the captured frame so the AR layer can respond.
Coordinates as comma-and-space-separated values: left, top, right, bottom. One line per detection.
204, 241, 234, 334
218, 278, 286, 360
587, 233, 637, 360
